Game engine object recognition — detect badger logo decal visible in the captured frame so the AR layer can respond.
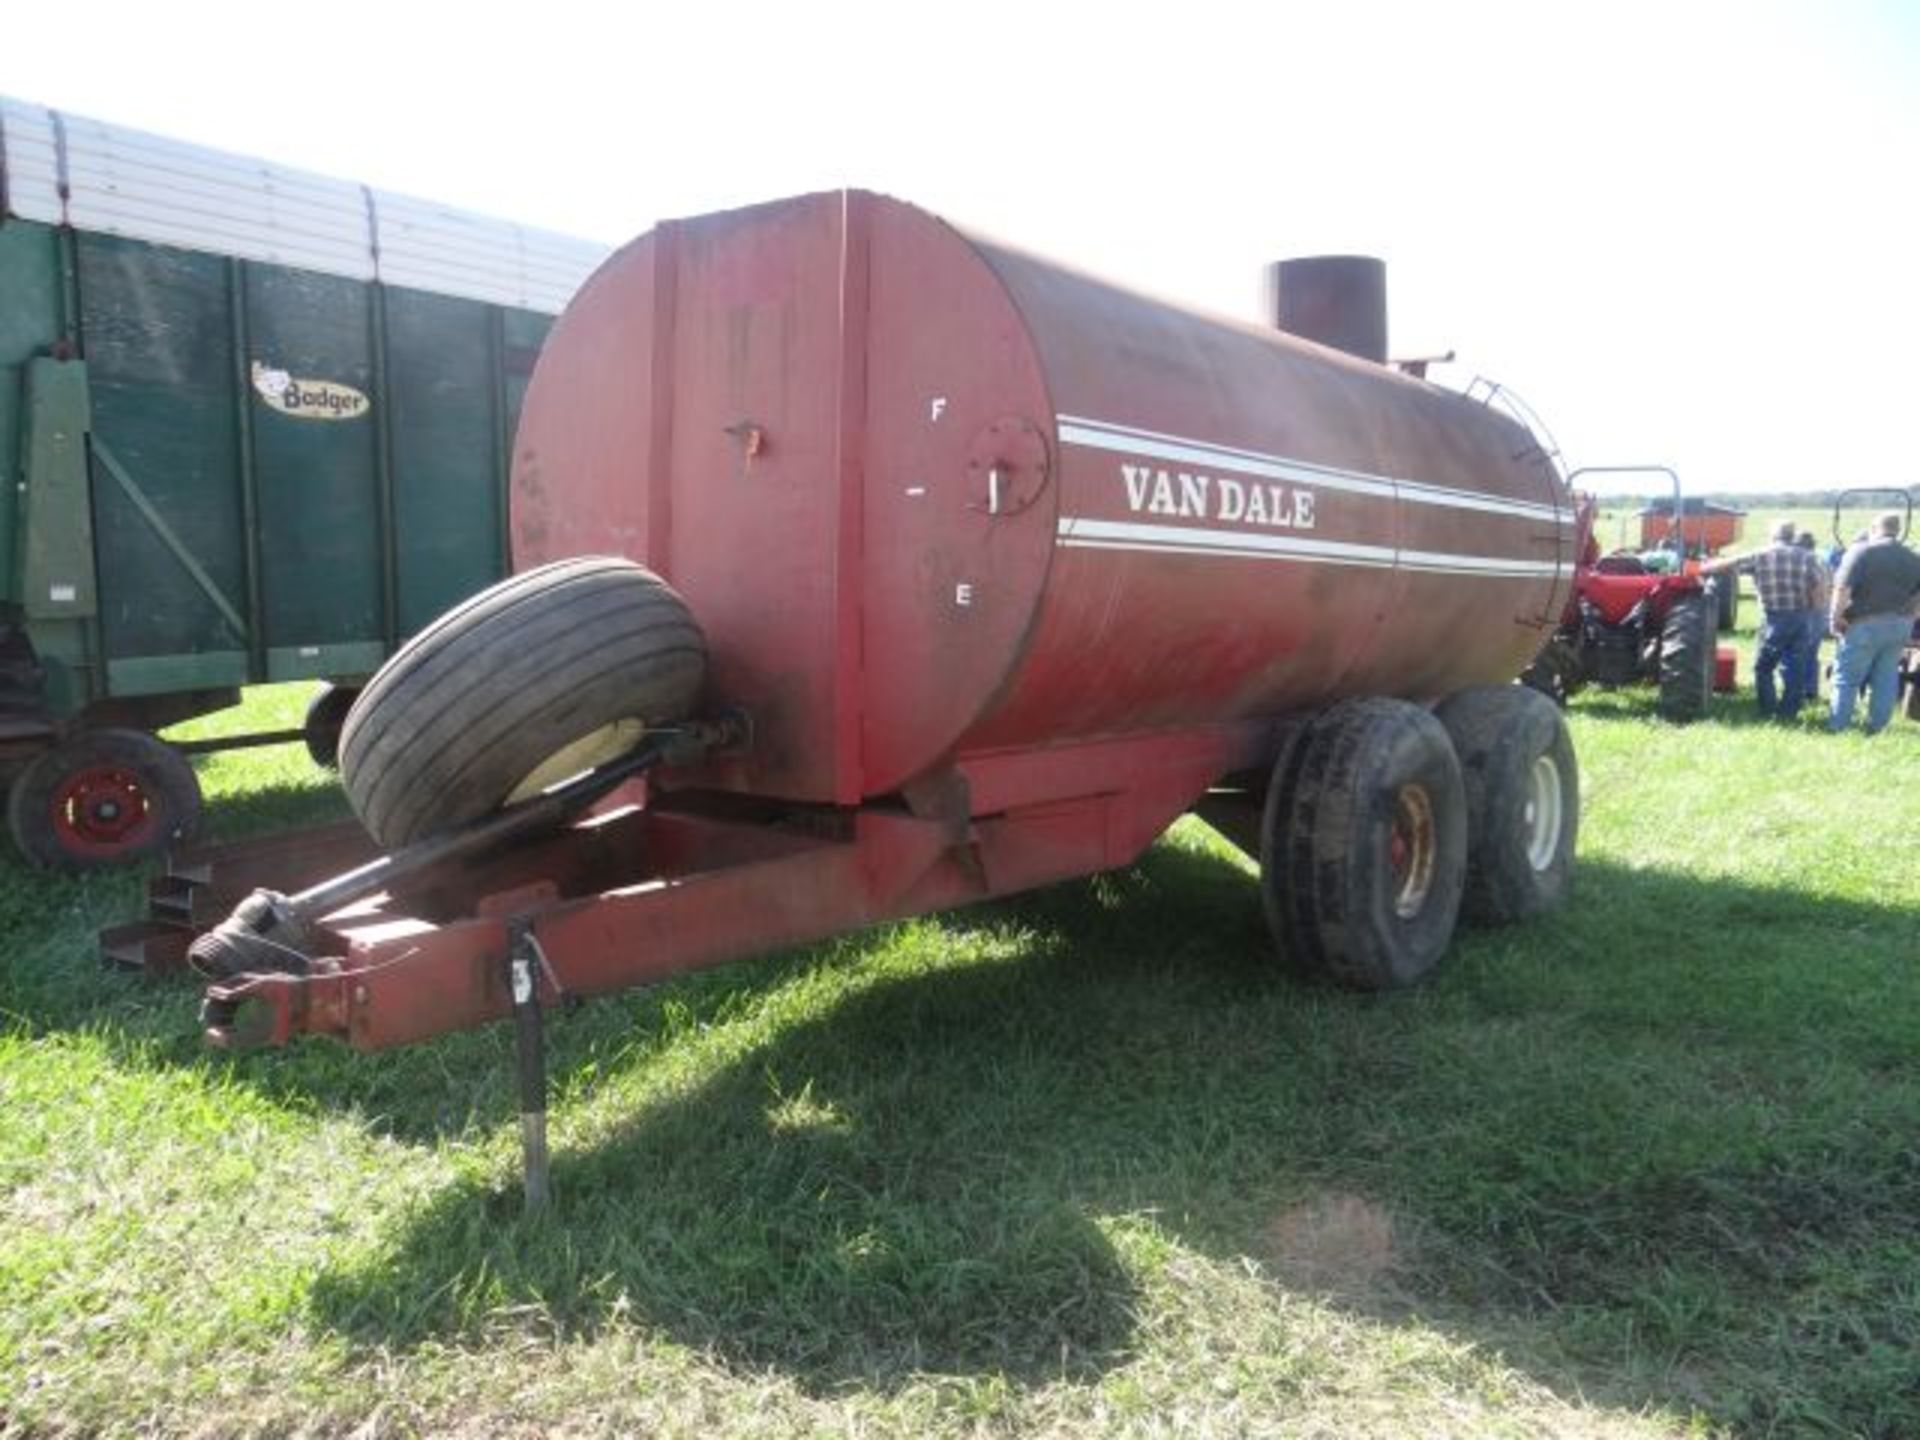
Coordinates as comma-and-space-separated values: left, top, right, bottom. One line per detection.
251, 361, 371, 421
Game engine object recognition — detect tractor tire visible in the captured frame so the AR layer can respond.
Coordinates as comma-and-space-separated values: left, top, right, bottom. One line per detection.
1713, 571, 1740, 632
1258, 698, 1467, 990
1519, 637, 1583, 707
1656, 595, 1714, 722
1434, 686, 1578, 926
303, 683, 358, 770
6, 728, 202, 869
338, 556, 707, 850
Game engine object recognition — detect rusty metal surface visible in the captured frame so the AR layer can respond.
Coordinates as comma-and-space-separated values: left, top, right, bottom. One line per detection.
513, 192, 1570, 812
99, 918, 194, 974
189, 192, 1582, 1055
1268, 255, 1389, 363
196, 727, 1266, 1051
96, 819, 375, 973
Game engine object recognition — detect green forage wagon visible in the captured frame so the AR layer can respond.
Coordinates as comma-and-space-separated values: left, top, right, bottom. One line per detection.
0, 98, 606, 864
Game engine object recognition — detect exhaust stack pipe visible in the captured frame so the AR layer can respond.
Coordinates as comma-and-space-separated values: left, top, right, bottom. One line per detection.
1268, 255, 1388, 365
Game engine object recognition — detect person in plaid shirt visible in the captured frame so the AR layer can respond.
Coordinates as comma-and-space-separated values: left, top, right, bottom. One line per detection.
1703, 519, 1825, 720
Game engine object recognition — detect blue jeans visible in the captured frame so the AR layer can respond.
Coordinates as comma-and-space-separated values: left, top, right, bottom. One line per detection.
1755, 609, 1818, 719
1828, 613, 1914, 734
1794, 624, 1825, 703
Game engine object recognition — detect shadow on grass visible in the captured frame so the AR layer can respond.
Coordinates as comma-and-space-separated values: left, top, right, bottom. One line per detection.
1568, 671, 1872, 733
8, 769, 1915, 1422
298, 842, 1919, 1429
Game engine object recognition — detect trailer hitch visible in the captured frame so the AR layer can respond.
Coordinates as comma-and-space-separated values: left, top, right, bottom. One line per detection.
192, 714, 743, 993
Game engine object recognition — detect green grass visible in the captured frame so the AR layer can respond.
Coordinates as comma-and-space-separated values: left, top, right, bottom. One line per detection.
2, 674, 1916, 1438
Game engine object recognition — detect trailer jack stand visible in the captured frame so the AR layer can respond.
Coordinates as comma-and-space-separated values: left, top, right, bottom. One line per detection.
509, 921, 552, 1213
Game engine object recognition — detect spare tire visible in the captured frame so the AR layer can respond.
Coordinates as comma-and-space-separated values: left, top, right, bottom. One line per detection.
338, 556, 706, 849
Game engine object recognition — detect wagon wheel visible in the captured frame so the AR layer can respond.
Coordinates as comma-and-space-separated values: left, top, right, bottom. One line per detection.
303, 683, 359, 769
5, 728, 202, 869
1258, 698, 1467, 989
1434, 685, 1579, 926
1519, 637, 1582, 707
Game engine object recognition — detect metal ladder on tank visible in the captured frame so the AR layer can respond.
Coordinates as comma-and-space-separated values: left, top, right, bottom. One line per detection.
1463, 375, 1578, 630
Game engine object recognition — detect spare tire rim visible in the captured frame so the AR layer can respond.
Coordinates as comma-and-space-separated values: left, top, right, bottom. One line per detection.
50, 765, 158, 856
505, 718, 649, 804
1523, 754, 1564, 871
1388, 783, 1438, 919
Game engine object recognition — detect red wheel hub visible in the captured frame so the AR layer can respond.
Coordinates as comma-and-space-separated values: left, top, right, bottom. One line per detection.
49, 765, 159, 858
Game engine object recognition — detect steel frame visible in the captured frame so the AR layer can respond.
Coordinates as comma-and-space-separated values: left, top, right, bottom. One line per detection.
195, 723, 1273, 1051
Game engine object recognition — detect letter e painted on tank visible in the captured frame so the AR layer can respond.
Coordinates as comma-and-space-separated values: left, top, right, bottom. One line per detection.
1218, 477, 1247, 522
1122, 464, 1152, 511
1178, 472, 1209, 517
1294, 490, 1316, 529
955, 583, 973, 607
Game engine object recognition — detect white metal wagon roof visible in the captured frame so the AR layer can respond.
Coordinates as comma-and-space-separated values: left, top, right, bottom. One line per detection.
0, 96, 610, 315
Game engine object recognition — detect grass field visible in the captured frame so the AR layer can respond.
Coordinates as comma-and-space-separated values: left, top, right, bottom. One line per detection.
2, 641, 1917, 1437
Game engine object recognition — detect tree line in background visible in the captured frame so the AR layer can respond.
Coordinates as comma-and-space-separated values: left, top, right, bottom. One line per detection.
1596, 488, 1917, 512
1707, 489, 1918, 511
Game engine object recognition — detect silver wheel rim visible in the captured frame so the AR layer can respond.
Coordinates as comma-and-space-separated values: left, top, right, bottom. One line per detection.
1522, 754, 1563, 872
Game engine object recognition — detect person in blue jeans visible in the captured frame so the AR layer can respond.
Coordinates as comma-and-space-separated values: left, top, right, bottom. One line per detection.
1792, 530, 1829, 704
1828, 511, 1920, 735
1705, 519, 1824, 720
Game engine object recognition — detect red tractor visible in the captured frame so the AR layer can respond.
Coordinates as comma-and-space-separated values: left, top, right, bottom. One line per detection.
1522, 467, 1722, 721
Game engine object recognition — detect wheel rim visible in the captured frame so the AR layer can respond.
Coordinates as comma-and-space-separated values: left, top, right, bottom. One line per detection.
1388, 783, 1438, 919
1522, 754, 1564, 871
504, 717, 648, 804
49, 765, 159, 857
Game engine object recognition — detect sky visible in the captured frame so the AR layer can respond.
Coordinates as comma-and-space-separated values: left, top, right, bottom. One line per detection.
4, 0, 1917, 497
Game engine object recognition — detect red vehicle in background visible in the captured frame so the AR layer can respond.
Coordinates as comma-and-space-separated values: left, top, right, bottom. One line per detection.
1522, 467, 1725, 721
1639, 499, 1747, 631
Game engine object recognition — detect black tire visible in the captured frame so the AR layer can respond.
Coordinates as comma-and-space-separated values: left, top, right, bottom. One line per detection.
1713, 571, 1740, 632
1258, 698, 1467, 990
5, 728, 202, 869
1434, 686, 1579, 926
303, 683, 359, 770
1656, 595, 1714, 722
338, 556, 707, 850
1519, 637, 1583, 707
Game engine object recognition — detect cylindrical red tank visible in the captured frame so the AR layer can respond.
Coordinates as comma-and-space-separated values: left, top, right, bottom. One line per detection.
512, 191, 1574, 806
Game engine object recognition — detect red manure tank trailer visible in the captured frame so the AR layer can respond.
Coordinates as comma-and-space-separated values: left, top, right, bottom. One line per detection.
166, 192, 1582, 1190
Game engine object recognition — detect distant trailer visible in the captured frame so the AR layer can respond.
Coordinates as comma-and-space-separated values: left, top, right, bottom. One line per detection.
0, 96, 610, 866
1637, 497, 1746, 555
